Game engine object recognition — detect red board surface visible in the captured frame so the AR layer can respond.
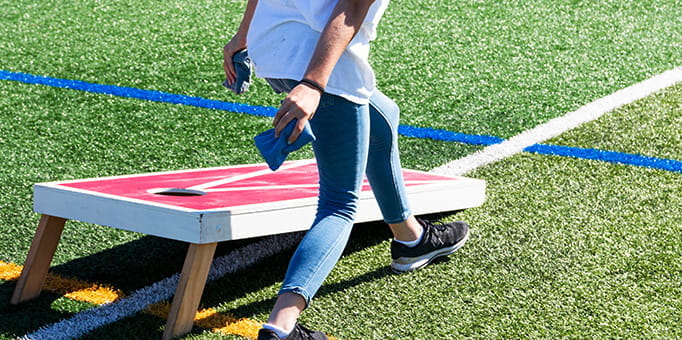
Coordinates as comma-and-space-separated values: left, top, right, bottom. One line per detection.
58, 160, 461, 211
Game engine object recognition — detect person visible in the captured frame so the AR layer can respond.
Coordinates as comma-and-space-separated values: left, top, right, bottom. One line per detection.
223, 1, 469, 339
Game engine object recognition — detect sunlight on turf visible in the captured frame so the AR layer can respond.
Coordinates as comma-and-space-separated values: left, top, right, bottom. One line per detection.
147, 302, 261, 339
2, 0, 681, 338
0, 261, 22, 281
0, 260, 124, 305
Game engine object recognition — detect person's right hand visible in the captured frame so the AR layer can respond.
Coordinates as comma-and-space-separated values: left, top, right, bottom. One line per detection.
273, 83, 322, 144
223, 35, 247, 85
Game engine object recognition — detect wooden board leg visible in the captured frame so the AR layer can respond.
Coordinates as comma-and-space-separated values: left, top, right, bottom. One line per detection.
11, 214, 67, 304
162, 242, 217, 340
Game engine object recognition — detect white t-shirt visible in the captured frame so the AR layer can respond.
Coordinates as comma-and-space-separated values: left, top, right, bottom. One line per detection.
247, 0, 389, 104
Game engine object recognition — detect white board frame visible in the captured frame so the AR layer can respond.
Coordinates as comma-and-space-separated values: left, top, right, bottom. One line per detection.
33, 164, 486, 243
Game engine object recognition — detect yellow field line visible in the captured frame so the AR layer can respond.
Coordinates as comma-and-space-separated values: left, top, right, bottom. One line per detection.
0, 261, 22, 281
146, 302, 262, 339
1, 261, 263, 338
0, 261, 123, 304
2, 260, 337, 339
145, 303, 338, 340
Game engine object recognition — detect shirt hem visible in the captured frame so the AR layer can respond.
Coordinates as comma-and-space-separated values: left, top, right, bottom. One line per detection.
255, 70, 371, 105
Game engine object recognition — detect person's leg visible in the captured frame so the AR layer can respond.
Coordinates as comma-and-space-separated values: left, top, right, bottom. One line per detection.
365, 90, 422, 240
265, 87, 370, 333
265, 292, 306, 334
365, 89, 470, 273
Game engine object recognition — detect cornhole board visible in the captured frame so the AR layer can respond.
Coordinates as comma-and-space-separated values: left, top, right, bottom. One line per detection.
12, 159, 485, 339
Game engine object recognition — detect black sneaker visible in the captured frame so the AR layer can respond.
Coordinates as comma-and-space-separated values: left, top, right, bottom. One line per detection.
257, 323, 328, 340
390, 218, 469, 273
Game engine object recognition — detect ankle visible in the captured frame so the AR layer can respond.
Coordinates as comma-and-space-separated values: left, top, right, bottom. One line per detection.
393, 227, 423, 247
389, 216, 423, 242
267, 292, 306, 333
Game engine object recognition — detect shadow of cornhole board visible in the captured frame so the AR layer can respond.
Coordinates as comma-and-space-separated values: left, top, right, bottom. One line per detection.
12, 159, 485, 339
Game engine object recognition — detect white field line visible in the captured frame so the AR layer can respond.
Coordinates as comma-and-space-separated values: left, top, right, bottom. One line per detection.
20, 233, 304, 340
19, 67, 681, 339
431, 67, 682, 176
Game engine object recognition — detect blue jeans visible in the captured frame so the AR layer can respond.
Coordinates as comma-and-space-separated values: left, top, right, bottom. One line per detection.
266, 79, 412, 305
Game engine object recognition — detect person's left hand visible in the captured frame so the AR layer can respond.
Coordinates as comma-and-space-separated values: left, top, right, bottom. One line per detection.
223, 35, 247, 85
273, 84, 322, 144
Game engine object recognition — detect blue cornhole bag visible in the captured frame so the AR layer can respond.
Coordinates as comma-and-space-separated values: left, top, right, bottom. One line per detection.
254, 119, 316, 171
222, 49, 252, 95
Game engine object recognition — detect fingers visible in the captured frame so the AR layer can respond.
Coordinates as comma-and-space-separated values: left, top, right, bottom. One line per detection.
273, 109, 305, 144
273, 101, 305, 143
273, 100, 285, 130
287, 118, 308, 144
273, 85, 321, 140
223, 45, 237, 84
224, 61, 235, 85
273, 103, 292, 138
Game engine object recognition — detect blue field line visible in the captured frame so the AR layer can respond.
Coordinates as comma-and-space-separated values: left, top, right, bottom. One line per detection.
2, 69, 680, 173
0, 69, 278, 117
525, 144, 682, 173
398, 125, 504, 145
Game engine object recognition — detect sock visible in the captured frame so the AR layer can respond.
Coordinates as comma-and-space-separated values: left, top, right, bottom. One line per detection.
394, 226, 424, 248
262, 323, 291, 339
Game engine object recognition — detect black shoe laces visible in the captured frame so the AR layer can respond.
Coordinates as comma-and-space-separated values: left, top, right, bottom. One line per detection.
418, 218, 447, 232
417, 218, 453, 246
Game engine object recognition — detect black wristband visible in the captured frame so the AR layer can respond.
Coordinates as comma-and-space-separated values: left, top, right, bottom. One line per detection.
298, 78, 325, 94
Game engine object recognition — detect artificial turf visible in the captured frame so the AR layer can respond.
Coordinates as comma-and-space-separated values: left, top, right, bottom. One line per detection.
0, 80, 278, 266
300, 153, 681, 339
1, 0, 680, 339
548, 82, 682, 161
1, 0, 680, 137
0, 89, 679, 340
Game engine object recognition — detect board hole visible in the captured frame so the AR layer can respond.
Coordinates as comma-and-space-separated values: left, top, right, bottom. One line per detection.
147, 188, 207, 196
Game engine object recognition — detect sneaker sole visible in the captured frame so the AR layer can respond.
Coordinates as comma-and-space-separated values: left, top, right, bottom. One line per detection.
390, 229, 469, 273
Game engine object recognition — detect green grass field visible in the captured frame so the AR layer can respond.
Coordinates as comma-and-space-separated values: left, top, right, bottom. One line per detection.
1, 0, 680, 339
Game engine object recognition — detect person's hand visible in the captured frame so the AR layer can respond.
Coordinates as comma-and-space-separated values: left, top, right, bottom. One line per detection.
273, 84, 322, 144
223, 35, 247, 85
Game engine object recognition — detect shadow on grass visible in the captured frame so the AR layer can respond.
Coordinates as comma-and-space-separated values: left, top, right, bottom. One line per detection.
0, 282, 72, 338
2, 212, 461, 338
0, 233, 279, 338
